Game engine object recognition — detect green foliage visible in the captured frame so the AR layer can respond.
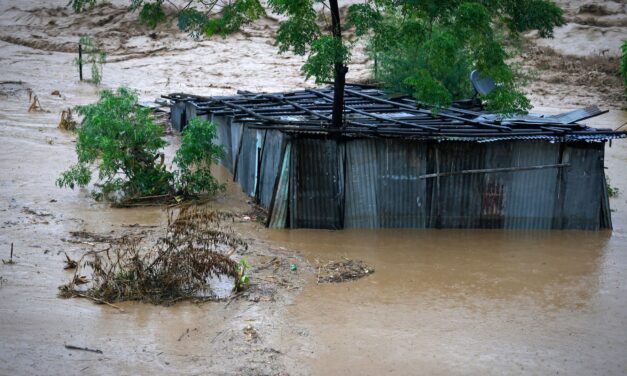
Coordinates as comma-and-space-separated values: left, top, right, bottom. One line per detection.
501, 0, 565, 38
56, 88, 172, 201
404, 70, 453, 109
67, 0, 97, 12
270, 0, 319, 55
74, 36, 106, 85
607, 174, 620, 198
139, 1, 166, 28
177, 8, 209, 35
347, 0, 563, 113
57, 164, 91, 190
234, 258, 251, 292
173, 118, 225, 197
58, 88, 224, 203
268, 0, 353, 86
621, 41, 627, 97
301, 36, 350, 83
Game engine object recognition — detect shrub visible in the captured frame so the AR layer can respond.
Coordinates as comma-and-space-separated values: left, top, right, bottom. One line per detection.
74, 36, 106, 85
57, 88, 224, 203
174, 117, 225, 197
56, 87, 172, 201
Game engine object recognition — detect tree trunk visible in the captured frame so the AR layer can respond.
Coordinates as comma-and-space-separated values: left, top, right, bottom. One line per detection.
329, 0, 347, 129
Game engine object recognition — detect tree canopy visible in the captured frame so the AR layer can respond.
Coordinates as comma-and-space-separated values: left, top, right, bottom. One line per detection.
70, 0, 565, 114
345, 0, 564, 113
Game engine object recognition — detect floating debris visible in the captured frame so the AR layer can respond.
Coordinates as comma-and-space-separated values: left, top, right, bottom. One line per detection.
63, 252, 77, 270
57, 108, 77, 131
316, 258, 374, 283
59, 206, 248, 305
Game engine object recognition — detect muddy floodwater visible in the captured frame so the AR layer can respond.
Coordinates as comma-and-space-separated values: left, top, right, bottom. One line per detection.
265, 112, 627, 375
1, 0, 627, 374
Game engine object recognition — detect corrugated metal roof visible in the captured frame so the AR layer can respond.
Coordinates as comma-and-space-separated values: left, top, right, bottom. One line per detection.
164, 85, 627, 142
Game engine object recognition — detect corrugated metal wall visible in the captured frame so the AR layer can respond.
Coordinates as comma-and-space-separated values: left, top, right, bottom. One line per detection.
340, 138, 429, 228
192, 113, 609, 230
289, 138, 607, 230
430, 142, 485, 228
558, 142, 604, 230
504, 142, 560, 229
210, 115, 233, 172
234, 126, 258, 197
258, 130, 286, 209
290, 137, 343, 229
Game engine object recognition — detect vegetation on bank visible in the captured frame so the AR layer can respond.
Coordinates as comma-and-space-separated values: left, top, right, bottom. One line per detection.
56, 87, 224, 205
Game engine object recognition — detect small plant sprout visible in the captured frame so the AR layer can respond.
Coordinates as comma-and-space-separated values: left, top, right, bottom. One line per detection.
74, 36, 106, 85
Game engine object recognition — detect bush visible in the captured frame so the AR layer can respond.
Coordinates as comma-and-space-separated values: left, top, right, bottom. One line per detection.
174, 117, 225, 197
57, 87, 172, 201
57, 87, 224, 203
74, 36, 106, 85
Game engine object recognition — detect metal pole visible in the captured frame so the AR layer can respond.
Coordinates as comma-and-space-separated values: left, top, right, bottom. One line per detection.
78, 43, 83, 81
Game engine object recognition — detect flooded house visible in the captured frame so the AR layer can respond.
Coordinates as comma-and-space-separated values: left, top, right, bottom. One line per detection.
165, 85, 626, 230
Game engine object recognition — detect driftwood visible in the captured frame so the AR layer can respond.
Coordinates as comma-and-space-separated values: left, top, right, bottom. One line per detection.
64, 344, 103, 354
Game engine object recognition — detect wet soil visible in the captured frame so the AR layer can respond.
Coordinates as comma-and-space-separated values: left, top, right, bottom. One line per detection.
1, 1, 627, 375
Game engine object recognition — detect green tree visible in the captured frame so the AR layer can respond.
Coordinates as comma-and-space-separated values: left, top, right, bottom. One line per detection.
57, 87, 172, 201
68, 0, 564, 116
174, 117, 225, 197
57, 88, 224, 202
346, 0, 564, 113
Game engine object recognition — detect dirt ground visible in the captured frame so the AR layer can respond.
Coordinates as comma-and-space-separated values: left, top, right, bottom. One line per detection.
1, 1, 627, 375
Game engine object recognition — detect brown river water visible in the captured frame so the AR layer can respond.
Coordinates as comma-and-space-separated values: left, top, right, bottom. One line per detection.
1, 2, 627, 373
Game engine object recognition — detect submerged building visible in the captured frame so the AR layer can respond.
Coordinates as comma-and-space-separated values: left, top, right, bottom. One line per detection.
165, 85, 625, 230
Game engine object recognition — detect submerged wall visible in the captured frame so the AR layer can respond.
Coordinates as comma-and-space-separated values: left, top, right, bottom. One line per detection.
189, 110, 611, 230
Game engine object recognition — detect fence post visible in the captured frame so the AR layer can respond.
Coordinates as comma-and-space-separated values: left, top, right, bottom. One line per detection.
78, 43, 83, 81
